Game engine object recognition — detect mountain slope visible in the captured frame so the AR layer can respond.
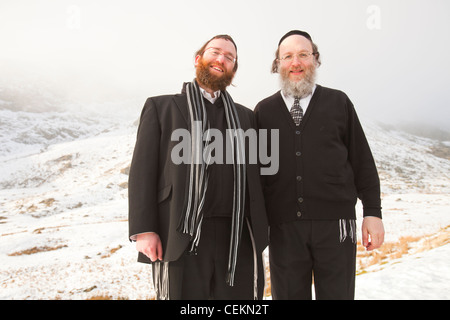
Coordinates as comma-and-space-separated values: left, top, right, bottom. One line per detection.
0, 110, 449, 299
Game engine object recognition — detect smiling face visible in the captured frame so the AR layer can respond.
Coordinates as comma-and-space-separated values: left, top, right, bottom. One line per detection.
195, 38, 237, 92
277, 35, 318, 98
278, 35, 316, 82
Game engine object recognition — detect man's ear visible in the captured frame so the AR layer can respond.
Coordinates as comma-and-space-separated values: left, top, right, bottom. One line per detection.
194, 55, 201, 67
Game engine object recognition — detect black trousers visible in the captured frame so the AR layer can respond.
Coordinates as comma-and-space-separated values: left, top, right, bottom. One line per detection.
153, 217, 265, 300
269, 220, 356, 300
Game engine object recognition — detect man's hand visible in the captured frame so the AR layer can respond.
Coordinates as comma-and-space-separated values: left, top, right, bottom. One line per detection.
361, 216, 385, 251
136, 232, 163, 262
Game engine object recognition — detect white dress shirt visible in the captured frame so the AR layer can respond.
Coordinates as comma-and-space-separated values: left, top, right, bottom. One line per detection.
200, 87, 221, 104
280, 85, 316, 114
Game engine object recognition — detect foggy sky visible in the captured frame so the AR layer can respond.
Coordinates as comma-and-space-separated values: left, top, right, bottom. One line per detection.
1, 0, 449, 129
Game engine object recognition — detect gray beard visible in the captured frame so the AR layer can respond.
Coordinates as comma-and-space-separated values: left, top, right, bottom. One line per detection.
279, 68, 317, 98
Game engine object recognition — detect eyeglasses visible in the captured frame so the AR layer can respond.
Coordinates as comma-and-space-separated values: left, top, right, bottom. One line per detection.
279, 52, 315, 62
204, 47, 236, 64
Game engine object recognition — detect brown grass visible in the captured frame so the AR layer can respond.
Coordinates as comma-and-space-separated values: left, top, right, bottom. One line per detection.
39, 198, 56, 207
8, 245, 68, 256
356, 225, 450, 274
264, 264, 271, 297
86, 295, 129, 300
262, 225, 450, 296
100, 245, 123, 258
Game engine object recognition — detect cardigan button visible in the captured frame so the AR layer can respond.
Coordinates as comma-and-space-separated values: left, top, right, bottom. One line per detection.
298, 197, 304, 203
296, 151, 301, 156
296, 176, 302, 181
295, 130, 301, 135
297, 211, 302, 217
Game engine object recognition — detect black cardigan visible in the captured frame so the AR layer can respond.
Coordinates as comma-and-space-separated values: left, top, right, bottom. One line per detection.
254, 85, 381, 226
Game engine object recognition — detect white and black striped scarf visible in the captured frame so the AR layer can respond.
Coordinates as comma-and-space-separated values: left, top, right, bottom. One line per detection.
177, 80, 246, 286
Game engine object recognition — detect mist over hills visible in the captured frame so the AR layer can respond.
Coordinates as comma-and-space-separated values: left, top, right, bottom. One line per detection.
1, 83, 449, 196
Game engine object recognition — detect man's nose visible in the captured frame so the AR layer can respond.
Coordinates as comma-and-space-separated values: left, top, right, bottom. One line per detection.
291, 55, 302, 65
215, 53, 226, 64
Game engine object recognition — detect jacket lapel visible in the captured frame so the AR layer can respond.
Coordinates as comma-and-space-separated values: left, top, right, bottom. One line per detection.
173, 93, 190, 129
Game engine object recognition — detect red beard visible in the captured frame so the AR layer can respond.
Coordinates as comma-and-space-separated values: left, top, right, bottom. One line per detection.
195, 56, 235, 92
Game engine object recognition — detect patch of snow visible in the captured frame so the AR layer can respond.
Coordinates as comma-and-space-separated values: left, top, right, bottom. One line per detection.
0, 110, 449, 300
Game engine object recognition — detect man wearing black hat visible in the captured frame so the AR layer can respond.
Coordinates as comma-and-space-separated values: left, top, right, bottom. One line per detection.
255, 30, 385, 299
129, 35, 268, 300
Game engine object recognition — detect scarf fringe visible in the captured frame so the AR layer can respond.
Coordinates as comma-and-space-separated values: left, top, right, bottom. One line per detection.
154, 219, 259, 300
246, 218, 259, 300
339, 219, 357, 244
153, 261, 170, 300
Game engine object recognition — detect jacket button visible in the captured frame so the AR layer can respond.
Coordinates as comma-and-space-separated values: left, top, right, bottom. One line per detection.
297, 211, 302, 217
296, 130, 301, 135
296, 151, 301, 156
298, 197, 303, 203
296, 176, 302, 181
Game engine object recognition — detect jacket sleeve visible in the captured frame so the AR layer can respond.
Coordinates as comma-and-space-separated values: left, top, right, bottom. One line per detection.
128, 98, 161, 240
345, 97, 382, 219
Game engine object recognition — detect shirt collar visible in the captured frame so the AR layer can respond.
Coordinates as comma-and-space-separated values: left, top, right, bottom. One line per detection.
199, 87, 221, 104
281, 84, 316, 112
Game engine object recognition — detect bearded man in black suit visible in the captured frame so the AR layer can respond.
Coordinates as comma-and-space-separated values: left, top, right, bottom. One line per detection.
255, 30, 385, 300
128, 35, 268, 300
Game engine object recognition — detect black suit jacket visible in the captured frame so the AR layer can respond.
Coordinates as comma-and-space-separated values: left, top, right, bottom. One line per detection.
128, 86, 268, 264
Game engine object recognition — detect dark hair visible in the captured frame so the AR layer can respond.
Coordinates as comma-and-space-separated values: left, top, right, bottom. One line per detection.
271, 37, 321, 73
195, 34, 238, 72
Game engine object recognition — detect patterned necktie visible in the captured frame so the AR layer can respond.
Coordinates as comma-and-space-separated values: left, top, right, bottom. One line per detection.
290, 96, 303, 126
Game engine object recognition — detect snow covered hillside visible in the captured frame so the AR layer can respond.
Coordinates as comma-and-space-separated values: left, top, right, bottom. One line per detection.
0, 107, 449, 300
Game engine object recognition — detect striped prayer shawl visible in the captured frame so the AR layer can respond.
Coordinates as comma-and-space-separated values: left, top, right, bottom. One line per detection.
177, 80, 246, 286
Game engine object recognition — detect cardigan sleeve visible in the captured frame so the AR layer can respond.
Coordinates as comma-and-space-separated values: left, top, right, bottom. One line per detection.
345, 97, 382, 219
